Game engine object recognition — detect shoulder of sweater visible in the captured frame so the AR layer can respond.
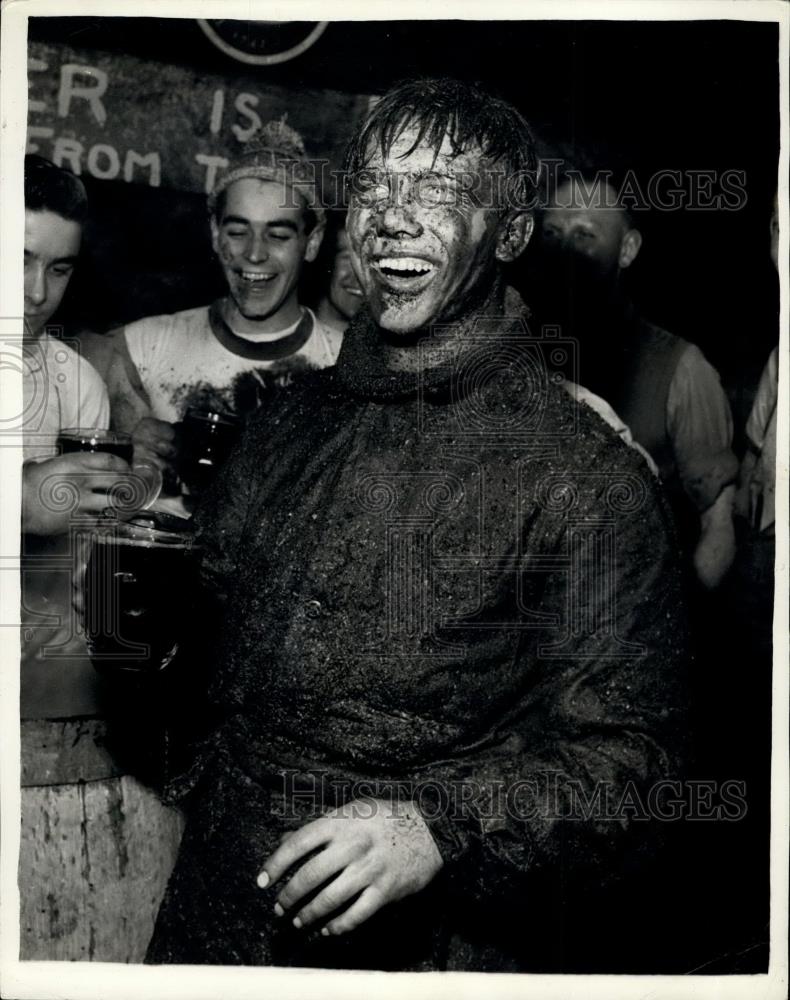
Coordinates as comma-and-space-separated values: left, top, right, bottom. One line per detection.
544, 379, 653, 473
243, 366, 343, 427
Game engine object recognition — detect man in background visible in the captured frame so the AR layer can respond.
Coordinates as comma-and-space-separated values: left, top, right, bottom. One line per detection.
19, 155, 183, 962
314, 211, 364, 335
106, 119, 342, 480
735, 195, 780, 637
532, 169, 738, 591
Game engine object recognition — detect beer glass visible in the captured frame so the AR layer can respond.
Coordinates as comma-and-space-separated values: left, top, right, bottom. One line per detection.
58, 428, 133, 463
83, 511, 198, 674
58, 427, 162, 512
178, 409, 240, 499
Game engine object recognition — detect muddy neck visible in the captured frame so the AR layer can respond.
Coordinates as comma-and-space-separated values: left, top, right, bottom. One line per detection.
380, 274, 509, 373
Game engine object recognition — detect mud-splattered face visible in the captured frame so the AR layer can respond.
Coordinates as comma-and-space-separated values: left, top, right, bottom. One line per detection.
211, 177, 322, 327
23, 209, 81, 338
327, 228, 363, 321
346, 127, 505, 334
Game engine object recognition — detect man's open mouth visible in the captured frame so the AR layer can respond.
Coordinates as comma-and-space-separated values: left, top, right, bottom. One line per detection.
373, 256, 436, 291
238, 270, 276, 284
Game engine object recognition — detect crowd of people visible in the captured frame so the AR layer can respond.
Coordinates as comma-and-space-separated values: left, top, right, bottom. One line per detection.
18, 76, 778, 972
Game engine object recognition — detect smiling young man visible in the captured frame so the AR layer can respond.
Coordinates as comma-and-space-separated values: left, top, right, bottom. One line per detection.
19, 156, 186, 964
145, 80, 688, 972
106, 120, 342, 476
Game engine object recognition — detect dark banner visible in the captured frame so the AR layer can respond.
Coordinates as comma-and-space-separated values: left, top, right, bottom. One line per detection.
27, 40, 373, 196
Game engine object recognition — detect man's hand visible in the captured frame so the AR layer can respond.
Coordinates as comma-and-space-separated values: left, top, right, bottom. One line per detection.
258, 797, 443, 936
22, 452, 133, 536
132, 417, 179, 474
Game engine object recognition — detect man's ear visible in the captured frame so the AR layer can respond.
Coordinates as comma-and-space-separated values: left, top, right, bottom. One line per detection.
495, 211, 534, 263
619, 228, 642, 269
304, 221, 325, 263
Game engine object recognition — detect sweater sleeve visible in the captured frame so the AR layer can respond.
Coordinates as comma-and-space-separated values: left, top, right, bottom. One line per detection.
414, 452, 689, 904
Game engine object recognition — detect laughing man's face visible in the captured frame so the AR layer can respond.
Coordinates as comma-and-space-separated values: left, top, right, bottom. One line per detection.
211, 177, 322, 328
346, 127, 503, 335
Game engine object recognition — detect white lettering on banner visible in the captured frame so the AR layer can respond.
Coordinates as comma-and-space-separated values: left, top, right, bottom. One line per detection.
196, 153, 229, 195
58, 65, 109, 126
27, 59, 49, 115
53, 137, 84, 174
27, 131, 163, 188
27, 43, 365, 195
124, 150, 161, 187
210, 89, 225, 136
232, 93, 261, 143
26, 127, 55, 154
87, 144, 121, 180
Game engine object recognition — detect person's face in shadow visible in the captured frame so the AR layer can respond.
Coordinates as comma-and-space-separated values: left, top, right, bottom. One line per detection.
534, 179, 641, 332
327, 228, 364, 323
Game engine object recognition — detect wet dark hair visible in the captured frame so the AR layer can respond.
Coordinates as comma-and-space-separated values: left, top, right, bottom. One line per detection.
344, 77, 539, 210
24, 154, 88, 224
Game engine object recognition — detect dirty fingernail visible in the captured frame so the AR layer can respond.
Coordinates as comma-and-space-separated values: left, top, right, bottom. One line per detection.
256, 871, 269, 889
274, 902, 284, 917
292, 917, 303, 929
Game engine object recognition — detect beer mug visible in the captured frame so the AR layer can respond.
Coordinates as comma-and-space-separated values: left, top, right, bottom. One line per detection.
178, 409, 240, 499
83, 511, 198, 675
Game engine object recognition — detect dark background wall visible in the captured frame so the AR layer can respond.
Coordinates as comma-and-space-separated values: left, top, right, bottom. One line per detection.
28, 17, 780, 442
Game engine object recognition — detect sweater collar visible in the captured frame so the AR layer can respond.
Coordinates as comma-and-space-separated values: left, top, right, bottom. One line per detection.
334, 287, 531, 403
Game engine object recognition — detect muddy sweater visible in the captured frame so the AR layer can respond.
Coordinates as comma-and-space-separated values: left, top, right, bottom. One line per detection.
146, 305, 689, 970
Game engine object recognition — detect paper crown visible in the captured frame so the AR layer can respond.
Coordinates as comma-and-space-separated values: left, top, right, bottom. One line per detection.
208, 116, 324, 220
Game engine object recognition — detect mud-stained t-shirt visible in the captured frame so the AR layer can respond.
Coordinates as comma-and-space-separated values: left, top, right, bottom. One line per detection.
119, 302, 343, 423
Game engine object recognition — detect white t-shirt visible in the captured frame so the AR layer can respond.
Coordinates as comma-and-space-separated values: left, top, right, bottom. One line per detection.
22, 332, 110, 460
122, 304, 343, 424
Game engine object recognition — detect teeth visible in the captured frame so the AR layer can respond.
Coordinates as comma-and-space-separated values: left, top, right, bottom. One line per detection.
377, 257, 434, 275
240, 271, 275, 282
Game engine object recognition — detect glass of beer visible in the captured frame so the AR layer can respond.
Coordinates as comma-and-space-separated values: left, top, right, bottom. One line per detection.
178, 409, 240, 499
83, 511, 198, 675
58, 428, 133, 463
58, 427, 162, 512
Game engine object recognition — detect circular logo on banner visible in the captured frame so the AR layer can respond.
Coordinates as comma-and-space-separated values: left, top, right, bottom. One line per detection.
197, 20, 328, 66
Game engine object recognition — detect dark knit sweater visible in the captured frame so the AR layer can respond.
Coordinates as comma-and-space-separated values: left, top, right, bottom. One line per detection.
146, 303, 689, 970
